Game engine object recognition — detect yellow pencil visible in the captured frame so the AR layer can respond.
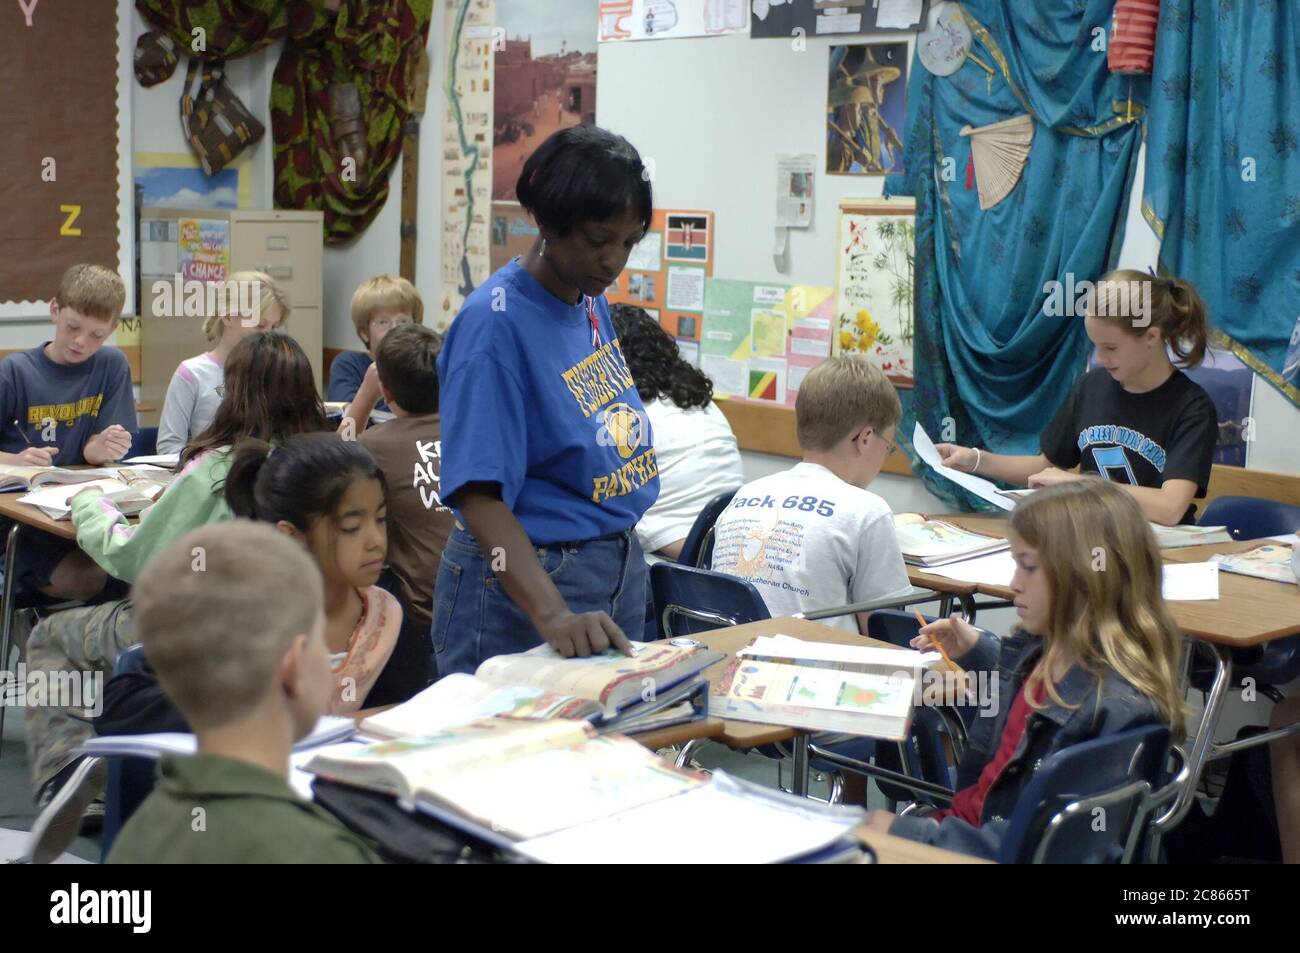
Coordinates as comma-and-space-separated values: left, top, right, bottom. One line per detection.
915, 609, 954, 668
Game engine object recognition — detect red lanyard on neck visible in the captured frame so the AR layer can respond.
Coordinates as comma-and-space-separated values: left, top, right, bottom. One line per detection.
585, 295, 601, 349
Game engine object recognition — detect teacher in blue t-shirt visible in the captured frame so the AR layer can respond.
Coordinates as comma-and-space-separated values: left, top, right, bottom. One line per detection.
432, 126, 660, 676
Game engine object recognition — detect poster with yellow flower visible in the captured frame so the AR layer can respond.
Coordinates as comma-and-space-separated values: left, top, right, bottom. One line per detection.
835, 198, 915, 383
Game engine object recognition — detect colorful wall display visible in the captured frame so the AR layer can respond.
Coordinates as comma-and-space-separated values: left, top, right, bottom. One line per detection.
606, 208, 715, 343
700, 279, 835, 407
835, 198, 916, 383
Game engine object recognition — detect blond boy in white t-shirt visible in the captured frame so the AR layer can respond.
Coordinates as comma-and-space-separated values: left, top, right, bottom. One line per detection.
710, 355, 909, 634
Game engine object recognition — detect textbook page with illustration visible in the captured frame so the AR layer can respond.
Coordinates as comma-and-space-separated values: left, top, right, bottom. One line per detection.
893, 512, 1009, 566
1212, 543, 1297, 584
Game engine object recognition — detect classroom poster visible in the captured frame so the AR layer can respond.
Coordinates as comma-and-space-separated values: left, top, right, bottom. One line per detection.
835, 199, 915, 383
440, 0, 496, 329
599, 0, 749, 42
606, 208, 715, 342
700, 279, 835, 406
177, 219, 230, 284
827, 43, 908, 176
493, 0, 598, 200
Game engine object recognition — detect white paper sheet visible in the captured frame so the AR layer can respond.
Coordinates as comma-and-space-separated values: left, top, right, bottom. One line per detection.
626, 231, 663, 272
701, 354, 747, 397
923, 550, 1017, 587
913, 423, 1015, 511
666, 265, 706, 311
877, 0, 925, 29
1161, 562, 1221, 601
515, 772, 861, 864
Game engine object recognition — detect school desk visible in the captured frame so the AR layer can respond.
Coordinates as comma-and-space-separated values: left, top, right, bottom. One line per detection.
920, 513, 1300, 848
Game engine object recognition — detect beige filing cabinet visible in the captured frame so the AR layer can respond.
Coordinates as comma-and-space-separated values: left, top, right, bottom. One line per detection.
138, 208, 325, 424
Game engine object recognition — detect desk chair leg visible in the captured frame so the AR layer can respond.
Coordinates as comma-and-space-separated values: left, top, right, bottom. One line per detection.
790, 732, 811, 798
0, 523, 23, 759
1152, 643, 1233, 853
673, 738, 709, 770
938, 595, 953, 617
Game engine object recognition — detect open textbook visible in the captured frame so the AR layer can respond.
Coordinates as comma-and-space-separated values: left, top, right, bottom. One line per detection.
1212, 543, 1297, 584
81, 715, 357, 759
710, 635, 933, 739
893, 513, 1009, 567
360, 641, 720, 739
306, 717, 865, 861
0, 463, 170, 493
16, 467, 174, 520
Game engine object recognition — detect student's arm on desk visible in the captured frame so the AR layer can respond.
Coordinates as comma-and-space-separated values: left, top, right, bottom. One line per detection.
1027, 470, 1197, 526
456, 484, 634, 659
70, 460, 228, 585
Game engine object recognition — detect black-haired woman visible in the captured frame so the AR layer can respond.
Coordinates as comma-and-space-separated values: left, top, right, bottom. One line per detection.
433, 126, 660, 676
610, 305, 744, 562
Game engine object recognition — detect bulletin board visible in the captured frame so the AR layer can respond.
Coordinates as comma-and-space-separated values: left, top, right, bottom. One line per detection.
700, 279, 835, 407
606, 208, 715, 343
0, 0, 134, 319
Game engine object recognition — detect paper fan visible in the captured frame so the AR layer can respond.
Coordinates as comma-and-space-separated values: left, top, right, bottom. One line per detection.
959, 114, 1034, 210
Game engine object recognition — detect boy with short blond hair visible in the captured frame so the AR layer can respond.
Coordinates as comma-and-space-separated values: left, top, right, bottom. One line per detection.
327, 274, 424, 408
108, 521, 380, 864
710, 355, 910, 634
0, 263, 137, 600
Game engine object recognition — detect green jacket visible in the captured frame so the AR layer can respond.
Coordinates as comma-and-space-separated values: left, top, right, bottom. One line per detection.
71, 448, 234, 585
107, 754, 381, 864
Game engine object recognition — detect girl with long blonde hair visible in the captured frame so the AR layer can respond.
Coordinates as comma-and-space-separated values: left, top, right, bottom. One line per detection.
869, 480, 1185, 859
157, 270, 290, 455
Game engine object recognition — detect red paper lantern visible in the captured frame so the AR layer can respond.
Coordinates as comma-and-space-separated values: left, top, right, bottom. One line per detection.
1109, 0, 1160, 74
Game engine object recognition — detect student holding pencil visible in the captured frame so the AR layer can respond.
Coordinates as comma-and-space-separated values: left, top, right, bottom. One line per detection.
432, 126, 658, 676
935, 271, 1217, 525
865, 481, 1186, 859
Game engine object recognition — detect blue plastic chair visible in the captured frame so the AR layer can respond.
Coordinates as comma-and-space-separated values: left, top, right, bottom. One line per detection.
996, 724, 1171, 864
100, 644, 160, 860
1193, 496, 1300, 700
649, 561, 769, 638
126, 427, 159, 460
677, 489, 738, 569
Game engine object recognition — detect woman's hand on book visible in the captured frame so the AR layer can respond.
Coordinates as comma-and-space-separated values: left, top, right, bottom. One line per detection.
538, 608, 633, 659
911, 613, 980, 660
934, 443, 977, 472
14, 446, 56, 467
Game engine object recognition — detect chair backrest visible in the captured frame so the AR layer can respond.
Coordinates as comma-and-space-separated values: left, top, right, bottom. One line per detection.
101, 643, 156, 861
1200, 495, 1300, 540
649, 562, 769, 638
126, 427, 159, 461
677, 489, 738, 569
997, 724, 1171, 864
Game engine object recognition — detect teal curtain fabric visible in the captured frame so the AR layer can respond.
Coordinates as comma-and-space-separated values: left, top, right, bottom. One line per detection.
1143, 0, 1300, 407
886, 0, 1146, 509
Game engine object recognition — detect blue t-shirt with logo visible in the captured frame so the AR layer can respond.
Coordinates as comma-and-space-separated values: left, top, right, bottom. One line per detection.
0, 344, 137, 465
438, 259, 659, 545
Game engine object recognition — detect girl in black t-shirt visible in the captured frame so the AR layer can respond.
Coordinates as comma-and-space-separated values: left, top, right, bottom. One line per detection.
937, 271, 1217, 525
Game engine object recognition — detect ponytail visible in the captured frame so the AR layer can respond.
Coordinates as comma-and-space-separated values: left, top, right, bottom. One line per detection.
223, 438, 274, 520
1163, 276, 1208, 368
